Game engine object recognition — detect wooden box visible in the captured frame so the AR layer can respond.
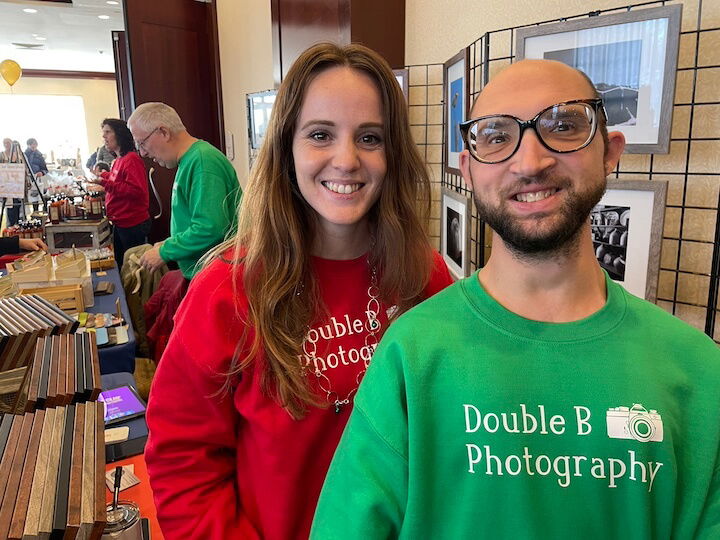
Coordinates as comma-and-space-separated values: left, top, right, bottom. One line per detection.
19, 285, 85, 314
45, 219, 111, 255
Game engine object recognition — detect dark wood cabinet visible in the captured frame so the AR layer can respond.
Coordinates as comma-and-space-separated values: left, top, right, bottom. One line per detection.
271, 0, 405, 85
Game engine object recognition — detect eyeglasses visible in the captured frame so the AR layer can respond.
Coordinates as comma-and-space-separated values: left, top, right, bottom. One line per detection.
459, 99, 605, 164
135, 127, 160, 153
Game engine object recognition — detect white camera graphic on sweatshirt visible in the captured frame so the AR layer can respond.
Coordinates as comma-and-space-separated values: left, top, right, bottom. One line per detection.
606, 404, 664, 443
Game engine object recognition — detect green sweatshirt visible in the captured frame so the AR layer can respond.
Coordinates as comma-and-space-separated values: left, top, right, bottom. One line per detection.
312, 273, 720, 539
158, 140, 241, 278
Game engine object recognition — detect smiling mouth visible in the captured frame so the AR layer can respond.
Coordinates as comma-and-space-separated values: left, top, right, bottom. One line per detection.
513, 188, 558, 203
322, 181, 363, 195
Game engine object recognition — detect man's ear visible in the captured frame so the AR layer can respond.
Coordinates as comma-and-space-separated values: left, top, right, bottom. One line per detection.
459, 149, 474, 190
604, 130, 625, 176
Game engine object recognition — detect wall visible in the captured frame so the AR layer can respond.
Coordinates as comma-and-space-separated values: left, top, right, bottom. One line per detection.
216, 0, 275, 188
0, 76, 119, 160
406, 0, 716, 64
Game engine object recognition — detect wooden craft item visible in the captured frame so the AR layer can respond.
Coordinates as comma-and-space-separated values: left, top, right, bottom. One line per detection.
51, 404, 74, 537
56, 336, 67, 407
38, 406, 66, 539
22, 407, 55, 540
19, 285, 85, 314
66, 336, 76, 405
0, 416, 22, 511
92, 401, 106, 539
66, 402, 85, 538
0, 413, 34, 539
79, 404, 95, 539
46, 336, 59, 409
8, 410, 45, 540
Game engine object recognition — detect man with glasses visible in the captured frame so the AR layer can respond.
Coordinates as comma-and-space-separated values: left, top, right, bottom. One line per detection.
127, 102, 241, 279
311, 60, 719, 538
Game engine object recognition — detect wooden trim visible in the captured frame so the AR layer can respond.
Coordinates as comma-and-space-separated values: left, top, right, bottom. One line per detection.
207, 0, 226, 153
270, 0, 282, 87
22, 70, 115, 81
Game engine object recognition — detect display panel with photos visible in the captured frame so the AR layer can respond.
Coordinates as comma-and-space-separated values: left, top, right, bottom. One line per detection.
515, 4, 681, 154
592, 180, 667, 302
443, 49, 469, 174
441, 187, 471, 280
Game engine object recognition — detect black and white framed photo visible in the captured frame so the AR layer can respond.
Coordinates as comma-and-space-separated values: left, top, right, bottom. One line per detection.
443, 48, 469, 174
393, 68, 409, 100
591, 180, 667, 302
441, 187, 472, 280
515, 5, 681, 154
246, 89, 277, 150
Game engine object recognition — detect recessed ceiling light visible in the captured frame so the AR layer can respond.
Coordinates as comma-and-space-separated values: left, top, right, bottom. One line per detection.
98, 15, 110, 20
106, 1, 119, 4
23, 8, 38, 13
35, 36, 46, 41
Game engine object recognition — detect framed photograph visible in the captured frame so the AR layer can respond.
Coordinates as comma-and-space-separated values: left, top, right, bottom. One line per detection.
443, 48, 469, 174
441, 187, 472, 280
393, 68, 409, 100
515, 4, 681, 154
246, 89, 277, 150
590, 180, 667, 302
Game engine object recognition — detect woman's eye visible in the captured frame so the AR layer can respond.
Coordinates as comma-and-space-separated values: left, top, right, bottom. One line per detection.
309, 131, 329, 142
359, 134, 382, 145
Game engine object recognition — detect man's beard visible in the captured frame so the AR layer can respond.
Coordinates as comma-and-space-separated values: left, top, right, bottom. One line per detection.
472, 170, 607, 260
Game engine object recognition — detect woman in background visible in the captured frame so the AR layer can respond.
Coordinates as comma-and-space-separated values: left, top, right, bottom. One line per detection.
88, 118, 150, 267
144, 43, 453, 540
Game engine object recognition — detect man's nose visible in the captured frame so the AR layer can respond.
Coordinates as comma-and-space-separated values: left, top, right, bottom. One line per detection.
508, 130, 556, 177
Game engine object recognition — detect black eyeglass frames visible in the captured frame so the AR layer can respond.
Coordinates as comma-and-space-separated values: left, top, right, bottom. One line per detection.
459, 98, 605, 164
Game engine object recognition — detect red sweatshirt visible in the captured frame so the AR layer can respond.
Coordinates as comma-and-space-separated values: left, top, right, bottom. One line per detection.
145, 250, 453, 540
100, 151, 149, 228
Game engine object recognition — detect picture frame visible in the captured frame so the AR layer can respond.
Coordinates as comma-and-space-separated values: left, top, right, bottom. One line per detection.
441, 187, 472, 280
515, 4, 681, 154
443, 48, 469, 174
590, 180, 667, 302
392, 68, 409, 100
246, 89, 277, 150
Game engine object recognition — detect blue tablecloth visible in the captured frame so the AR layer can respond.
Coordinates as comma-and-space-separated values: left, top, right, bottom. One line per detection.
90, 265, 136, 374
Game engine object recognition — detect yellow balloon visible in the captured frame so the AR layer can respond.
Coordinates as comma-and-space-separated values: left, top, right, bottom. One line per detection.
0, 59, 22, 87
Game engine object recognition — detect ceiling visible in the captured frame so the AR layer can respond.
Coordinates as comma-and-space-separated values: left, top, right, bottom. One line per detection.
0, 0, 124, 72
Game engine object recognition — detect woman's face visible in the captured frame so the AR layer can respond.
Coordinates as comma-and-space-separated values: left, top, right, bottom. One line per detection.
2, 138, 11, 153
291, 66, 387, 240
102, 124, 119, 153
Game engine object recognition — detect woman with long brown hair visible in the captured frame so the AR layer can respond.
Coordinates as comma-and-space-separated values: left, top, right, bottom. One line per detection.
144, 42, 453, 540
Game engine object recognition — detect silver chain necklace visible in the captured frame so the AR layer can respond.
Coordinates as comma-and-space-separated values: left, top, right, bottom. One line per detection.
301, 266, 380, 413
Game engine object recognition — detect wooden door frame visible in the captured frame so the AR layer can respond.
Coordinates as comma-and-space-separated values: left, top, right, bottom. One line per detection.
120, 0, 226, 151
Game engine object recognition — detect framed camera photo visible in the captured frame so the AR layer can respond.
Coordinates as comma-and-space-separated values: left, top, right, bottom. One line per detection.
443, 48, 470, 174
393, 68, 409, 100
591, 180, 667, 302
246, 89, 277, 150
515, 4, 682, 154
441, 187, 472, 280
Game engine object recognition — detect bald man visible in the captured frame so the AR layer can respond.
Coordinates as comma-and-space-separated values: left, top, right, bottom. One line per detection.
311, 61, 720, 539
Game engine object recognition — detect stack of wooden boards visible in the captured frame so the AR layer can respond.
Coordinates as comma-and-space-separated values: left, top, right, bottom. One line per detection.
0, 403, 106, 539
24, 334, 103, 413
0, 295, 80, 414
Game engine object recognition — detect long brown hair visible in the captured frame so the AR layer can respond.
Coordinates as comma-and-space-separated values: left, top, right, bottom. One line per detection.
210, 42, 433, 418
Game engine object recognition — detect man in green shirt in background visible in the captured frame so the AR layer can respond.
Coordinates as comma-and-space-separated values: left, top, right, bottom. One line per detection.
312, 60, 720, 539
128, 102, 241, 279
